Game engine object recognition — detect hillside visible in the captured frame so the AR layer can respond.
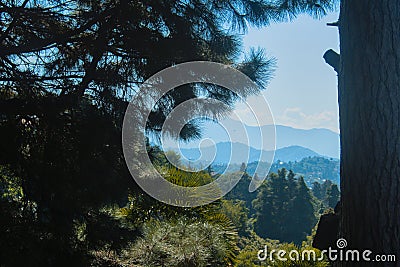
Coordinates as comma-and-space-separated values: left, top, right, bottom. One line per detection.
212, 156, 340, 186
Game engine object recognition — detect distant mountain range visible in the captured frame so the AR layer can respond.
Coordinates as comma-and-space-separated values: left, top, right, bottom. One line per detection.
175, 142, 321, 165
160, 117, 340, 185
273, 125, 339, 159
162, 117, 340, 159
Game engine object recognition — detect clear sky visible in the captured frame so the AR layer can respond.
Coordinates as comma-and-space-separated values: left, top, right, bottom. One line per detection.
232, 11, 340, 133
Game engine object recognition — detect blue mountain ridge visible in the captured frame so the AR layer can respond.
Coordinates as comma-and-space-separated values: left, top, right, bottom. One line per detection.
176, 142, 321, 165
162, 117, 340, 159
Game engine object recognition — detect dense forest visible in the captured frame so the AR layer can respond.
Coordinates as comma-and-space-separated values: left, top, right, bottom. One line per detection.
1, 144, 338, 266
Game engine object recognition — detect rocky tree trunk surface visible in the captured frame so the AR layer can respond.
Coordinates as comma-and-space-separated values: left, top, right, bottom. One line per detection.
338, 0, 400, 266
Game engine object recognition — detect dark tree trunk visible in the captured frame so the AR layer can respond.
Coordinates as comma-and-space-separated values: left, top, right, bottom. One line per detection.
338, 0, 400, 266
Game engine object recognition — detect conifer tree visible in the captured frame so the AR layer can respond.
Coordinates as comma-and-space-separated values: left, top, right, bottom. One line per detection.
287, 169, 297, 199
289, 176, 317, 244
253, 171, 289, 241
325, 183, 340, 209
253, 171, 316, 244
253, 173, 278, 239
240, 162, 247, 173
312, 181, 324, 200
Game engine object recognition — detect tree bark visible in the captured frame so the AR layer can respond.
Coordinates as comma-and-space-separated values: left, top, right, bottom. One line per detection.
338, 0, 400, 266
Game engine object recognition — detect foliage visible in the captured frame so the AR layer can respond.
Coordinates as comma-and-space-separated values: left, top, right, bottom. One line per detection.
265, 243, 329, 267
288, 177, 318, 243
270, 157, 340, 185
0, 0, 336, 265
224, 170, 258, 212
325, 183, 340, 208
312, 179, 340, 211
123, 216, 238, 267
253, 169, 317, 244
312, 181, 324, 200
0, 0, 284, 260
0, 166, 39, 266
235, 233, 329, 267
220, 199, 250, 236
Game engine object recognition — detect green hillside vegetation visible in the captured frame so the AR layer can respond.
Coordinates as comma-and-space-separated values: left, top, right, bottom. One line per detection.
270, 157, 340, 185
0, 147, 334, 266
213, 156, 340, 185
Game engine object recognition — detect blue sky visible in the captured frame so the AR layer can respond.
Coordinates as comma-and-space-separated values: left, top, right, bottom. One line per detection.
232, 11, 340, 133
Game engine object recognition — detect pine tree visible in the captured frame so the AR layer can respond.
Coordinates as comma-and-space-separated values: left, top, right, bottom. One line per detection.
253, 171, 289, 241
225, 171, 256, 212
287, 169, 297, 199
207, 164, 213, 176
240, 162, 247, 172
278, 168, 288, 180
325, 184, 340, 209
253, 171, 316, 244
253, 173, 260, 181
320, 180, 333, 200
253, 174, 277, 239
289, 176, 317, 244
312, 181, 324, 200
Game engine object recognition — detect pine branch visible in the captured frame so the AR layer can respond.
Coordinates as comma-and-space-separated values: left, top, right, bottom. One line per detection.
0, 7, 115, 57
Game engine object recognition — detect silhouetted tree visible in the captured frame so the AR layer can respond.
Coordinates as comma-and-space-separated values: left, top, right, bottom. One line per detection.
253, 173, 284, 239
312, 181, 324, 200
325, 183, 340, 208
289, 176, 317, 244
287, 169, 297, 198
253, 170, 316, 244
240, 162, 247, 172
225, 171, 257, 212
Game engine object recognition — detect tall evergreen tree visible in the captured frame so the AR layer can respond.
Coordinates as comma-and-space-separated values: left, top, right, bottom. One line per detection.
287, 169, 297, 198
225, 171, 257, 212
240, 162, 247, 173
289, 176, 317, 244
254, 170, 316, 244
253, 170, 289, 241
253, 173, 280, 239
325, 183, 340, 208
312, 181, 324, 200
